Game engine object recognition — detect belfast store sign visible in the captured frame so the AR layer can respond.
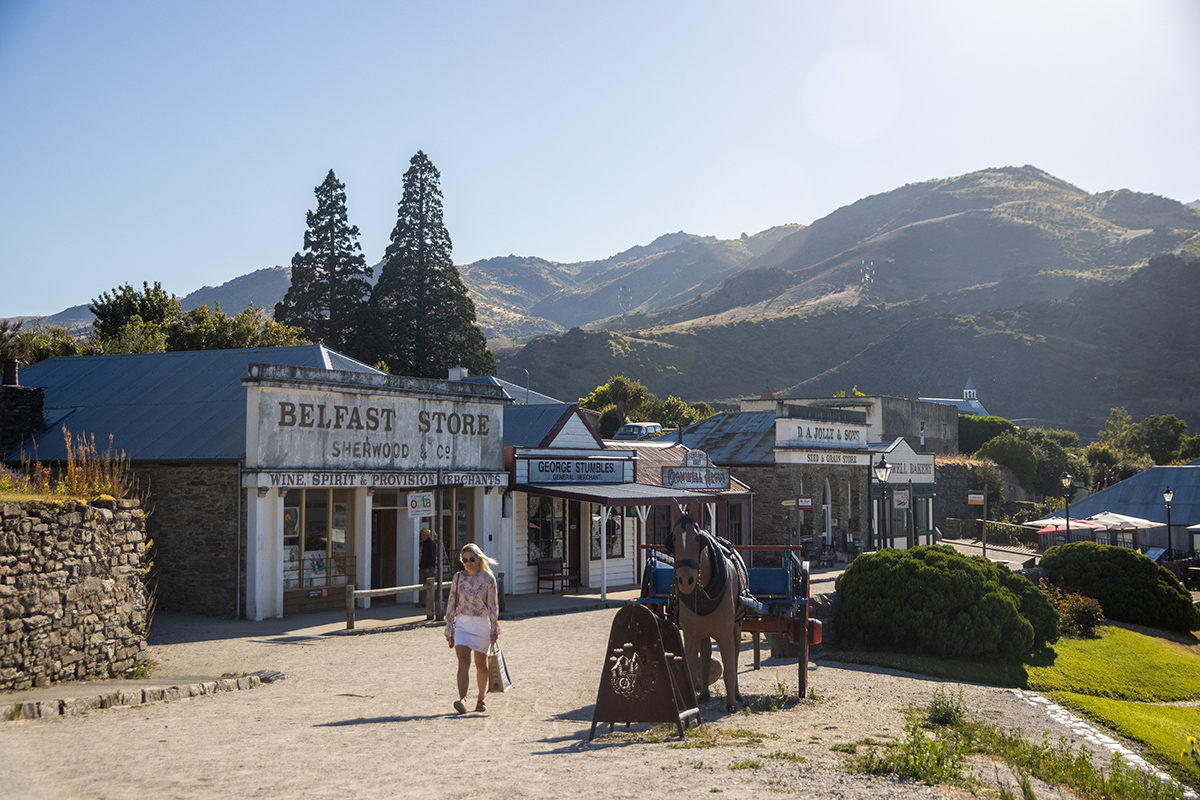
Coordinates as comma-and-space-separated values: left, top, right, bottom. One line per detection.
246, 380, 505, 472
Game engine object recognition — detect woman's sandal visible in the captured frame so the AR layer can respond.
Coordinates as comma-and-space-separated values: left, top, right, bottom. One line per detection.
453, 700, 467, 715
475, 700, 486, 713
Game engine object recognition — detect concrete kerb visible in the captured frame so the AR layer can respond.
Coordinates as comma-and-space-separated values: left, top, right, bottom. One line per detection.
3, 670, 285, 724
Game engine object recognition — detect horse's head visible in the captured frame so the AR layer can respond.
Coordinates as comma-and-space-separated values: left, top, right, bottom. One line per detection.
671, 516, 703, 597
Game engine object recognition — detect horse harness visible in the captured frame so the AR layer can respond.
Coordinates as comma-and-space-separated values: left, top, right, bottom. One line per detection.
673, 531, 751, 619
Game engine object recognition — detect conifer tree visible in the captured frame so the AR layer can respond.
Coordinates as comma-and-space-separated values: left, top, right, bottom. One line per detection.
275, 170, 371, 354
368, 151, 495, 378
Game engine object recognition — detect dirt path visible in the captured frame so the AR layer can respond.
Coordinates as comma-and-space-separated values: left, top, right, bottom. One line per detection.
0, 608, 1169, 799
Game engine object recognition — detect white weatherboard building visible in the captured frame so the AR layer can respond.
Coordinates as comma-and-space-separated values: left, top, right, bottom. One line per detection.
241, 363, 509, 620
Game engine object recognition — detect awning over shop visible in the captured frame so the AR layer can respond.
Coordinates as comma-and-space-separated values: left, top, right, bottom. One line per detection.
515, 482, 721, 506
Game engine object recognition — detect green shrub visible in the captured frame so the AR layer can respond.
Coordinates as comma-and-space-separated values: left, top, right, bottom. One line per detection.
834, 545, 1059, 662
1040, 543, 1200, 633
1038, 580, 1105, 637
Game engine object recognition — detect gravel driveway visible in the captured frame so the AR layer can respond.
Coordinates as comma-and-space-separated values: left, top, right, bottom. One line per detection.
0, 606, 1174, 799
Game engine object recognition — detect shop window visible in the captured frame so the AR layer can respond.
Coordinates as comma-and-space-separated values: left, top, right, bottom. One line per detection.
652, 505, 671, 549
283, 488, 355, 589
527, 496, 564, 564
727, 502, 743, 546
373, 489, 400, 509
591, 511, 624, 559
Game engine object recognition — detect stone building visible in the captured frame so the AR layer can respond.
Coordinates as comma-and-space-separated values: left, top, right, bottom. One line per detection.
681, 395, 940, 563
1, 346, 510, 620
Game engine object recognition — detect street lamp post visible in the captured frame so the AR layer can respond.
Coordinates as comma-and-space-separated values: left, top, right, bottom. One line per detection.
1060, 471, 1072, 546
503, 365, 530, 404
1164, 486, 1173, 557
873, 457, 892, 551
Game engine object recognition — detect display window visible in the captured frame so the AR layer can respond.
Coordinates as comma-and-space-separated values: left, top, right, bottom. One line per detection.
590, 510, 624, 559
527, 496, 565, 564
282, 488, 355, 589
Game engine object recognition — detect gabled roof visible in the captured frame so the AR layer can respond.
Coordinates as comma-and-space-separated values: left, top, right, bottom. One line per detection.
5, 345, 381, 463
678, 411, 776, 466
1052, 465, 1200, 528
502, 404, 603, 449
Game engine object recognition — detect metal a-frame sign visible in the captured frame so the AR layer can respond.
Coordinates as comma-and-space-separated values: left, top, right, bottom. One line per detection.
589, 603, 701, 740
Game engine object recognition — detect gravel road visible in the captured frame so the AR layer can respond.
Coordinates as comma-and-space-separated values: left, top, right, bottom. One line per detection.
0, 606, 1174, 799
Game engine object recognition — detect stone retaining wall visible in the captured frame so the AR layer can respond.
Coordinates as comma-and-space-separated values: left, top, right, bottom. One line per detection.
0, 498, 149, 690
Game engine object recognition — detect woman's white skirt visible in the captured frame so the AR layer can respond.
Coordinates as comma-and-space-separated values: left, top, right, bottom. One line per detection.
453, 614, 491, 654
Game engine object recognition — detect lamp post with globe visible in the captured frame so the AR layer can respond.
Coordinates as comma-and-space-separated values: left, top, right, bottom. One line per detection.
1164, 486, 1173, 557
1061, 471, 1073, 545
873, 456, 892, 551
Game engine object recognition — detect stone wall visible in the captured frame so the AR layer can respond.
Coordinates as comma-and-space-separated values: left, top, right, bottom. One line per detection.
0, 498, 148, 690
134, 462, 242, 618
734, 463, 864, 564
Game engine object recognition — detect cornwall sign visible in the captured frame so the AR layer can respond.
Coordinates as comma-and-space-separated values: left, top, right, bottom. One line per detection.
662, 450, 730, 490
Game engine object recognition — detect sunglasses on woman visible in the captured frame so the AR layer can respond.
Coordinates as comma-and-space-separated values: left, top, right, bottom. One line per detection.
462, 556, 477, 563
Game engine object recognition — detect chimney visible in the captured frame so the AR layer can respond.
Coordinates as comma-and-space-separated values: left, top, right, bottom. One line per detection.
447, 362, 470, 382
0, 363, 45, 457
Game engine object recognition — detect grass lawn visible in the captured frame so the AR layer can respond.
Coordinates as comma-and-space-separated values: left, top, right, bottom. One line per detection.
822, 623, 1200, 790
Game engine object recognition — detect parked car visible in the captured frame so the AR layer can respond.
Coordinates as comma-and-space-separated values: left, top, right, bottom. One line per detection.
611, 422, 663, 441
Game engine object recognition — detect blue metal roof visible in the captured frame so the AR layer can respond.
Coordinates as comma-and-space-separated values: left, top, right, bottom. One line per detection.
5, 345, 381, 463
502, 404, 602, 448
1052, 465, 1200, 528
678, 411, 776, 465
460, 375, 562, 405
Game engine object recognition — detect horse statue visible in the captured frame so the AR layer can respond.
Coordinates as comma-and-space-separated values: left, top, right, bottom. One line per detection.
666, 515, 750, 712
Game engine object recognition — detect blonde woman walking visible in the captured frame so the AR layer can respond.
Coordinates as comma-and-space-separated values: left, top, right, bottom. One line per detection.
444, 542, 500, 713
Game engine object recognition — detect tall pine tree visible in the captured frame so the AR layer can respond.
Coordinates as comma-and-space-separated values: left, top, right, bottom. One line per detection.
275, 169, 372, 354
368, 151, 495, 378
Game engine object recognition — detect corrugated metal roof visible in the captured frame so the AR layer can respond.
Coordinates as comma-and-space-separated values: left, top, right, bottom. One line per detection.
5, 345, 381, 463
503, 404, 584, 448
678, 411, 776, 465
619, 441, 752, 494
1054, 465, 1200, 528
461, 375, 562, 405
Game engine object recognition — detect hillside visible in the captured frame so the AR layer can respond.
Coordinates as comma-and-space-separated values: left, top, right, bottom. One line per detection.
11, 164, 1200, 441
497, 167, 1200, 437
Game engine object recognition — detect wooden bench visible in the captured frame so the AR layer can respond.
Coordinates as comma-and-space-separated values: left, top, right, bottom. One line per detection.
536, 557, 580, 594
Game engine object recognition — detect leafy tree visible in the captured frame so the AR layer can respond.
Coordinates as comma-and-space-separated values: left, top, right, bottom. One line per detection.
1179, 434, 1200, 463
89, 281, 181, 341
166, 304, 309, 351
97, 316, 168, 354
1098, 407, 1134, 450
976, 433, 1037, 492
581, 376, 654, 420
1018, 427, 1091, 498
0, 320, 23, 362
1084, 442, 1153, 492
1128, 413, 1189, 464
274, 170, 372, 354
367, 152, 495, 378
640, 396, 714, 429
5, 323, 98, 365
960, 414, 1017, 455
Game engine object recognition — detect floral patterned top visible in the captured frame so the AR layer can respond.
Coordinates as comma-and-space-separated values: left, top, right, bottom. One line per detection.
444, 570, 500, 640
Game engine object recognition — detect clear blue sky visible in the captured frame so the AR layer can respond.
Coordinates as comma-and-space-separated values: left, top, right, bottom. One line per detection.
2, 0, 1198, 318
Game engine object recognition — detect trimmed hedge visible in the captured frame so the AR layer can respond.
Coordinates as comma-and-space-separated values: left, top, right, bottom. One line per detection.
834, 545, 1059, 662
1040, 542, 1200, 633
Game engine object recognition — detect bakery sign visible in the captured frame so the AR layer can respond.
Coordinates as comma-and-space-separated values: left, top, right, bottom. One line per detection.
662, 449, 730, 490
